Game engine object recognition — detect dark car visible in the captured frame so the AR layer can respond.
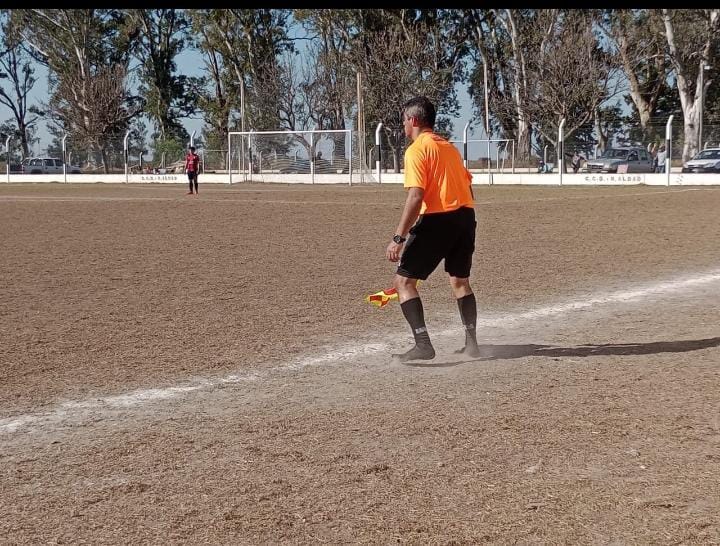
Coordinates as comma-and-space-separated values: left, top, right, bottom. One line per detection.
584, 147, 655, 173
681, 148, 720, 173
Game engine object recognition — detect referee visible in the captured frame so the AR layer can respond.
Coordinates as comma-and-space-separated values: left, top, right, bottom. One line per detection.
386, 96, 480, 362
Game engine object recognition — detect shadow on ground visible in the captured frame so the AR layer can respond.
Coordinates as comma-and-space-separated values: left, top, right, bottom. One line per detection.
406, 336, 720, 368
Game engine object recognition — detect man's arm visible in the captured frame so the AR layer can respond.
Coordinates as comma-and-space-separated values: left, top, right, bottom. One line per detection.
386, 186, 424, 262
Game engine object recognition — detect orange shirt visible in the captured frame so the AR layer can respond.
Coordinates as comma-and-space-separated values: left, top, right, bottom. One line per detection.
403, 132, 474, 214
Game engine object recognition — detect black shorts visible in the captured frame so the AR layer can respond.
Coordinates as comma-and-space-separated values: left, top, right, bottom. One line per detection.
187, 171, 198, 181
397, 206, 476, 280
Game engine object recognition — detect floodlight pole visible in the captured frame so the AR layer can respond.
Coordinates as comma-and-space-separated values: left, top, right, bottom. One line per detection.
123, 130, 130, 183
375, 122, 383, 184
5, 136, 11, 183
463, 121, 470, 170
666, 115, 674, 186
62, 133, 67, 183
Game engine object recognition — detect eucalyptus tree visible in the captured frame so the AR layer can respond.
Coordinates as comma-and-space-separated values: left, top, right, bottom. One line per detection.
597, 9, 670, 136
186, 10, 232, 152
467, 9, 533, 163
191, 9, 294, 133
125, 9, 195, 144
8, 9, 141, 172
468, 10, 623, 165
346, 9, 469, 172
292, 9, 357, 161
661, 8, 720, 161
519, 10, 621, 163
0, 14, 42, 158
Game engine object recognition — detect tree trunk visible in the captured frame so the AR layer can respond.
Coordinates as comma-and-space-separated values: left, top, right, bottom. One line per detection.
594, 108, 609, 153
516, 118, 531, 165
662, 8, 719, 162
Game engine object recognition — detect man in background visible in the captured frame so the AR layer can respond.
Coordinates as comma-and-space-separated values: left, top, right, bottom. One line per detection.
185, 146, 200, 195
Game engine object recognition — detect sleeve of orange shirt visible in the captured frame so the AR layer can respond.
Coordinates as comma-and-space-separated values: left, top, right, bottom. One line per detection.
403, 146, 427, 190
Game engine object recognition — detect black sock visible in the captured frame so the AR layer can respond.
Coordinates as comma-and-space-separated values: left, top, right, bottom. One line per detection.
392, 296, 435, 361
457, 293, 479, 353
194, 179, 198, 193
189, 180, 193, 192
400, 297, 432, 347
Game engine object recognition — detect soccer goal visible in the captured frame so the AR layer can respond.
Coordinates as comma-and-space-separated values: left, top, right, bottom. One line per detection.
227, 129, 377, 185
462, 138, 516, 173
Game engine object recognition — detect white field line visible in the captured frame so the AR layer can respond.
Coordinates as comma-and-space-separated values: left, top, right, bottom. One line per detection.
3, 268, 720, 435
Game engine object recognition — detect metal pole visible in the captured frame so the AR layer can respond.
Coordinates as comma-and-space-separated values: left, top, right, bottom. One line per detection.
240, 79, 246, 178
201, 149, 205, 174
357, 71, 364, 183
699, 66, 704, 155
511, 139, 515, 174
310, 129, 315, 185
123, 130, 130, 183
240, 79, 245, 134
5, 136, 9, 183
62, 133, 67, 183
558, 118, 566, 186
228, 131, 232, 185
544, 145, 548, 167
463, 121, 470, 169
247, 130, 253, 182
484, 59, 491, 185
666, 114, 674, 186
348, 129, 353, 186
190, 130, 196, 148
699, 64, 710, 154
375, 122, 383, 184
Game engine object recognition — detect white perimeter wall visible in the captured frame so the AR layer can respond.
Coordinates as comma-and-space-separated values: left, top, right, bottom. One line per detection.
2, 172, 720, 186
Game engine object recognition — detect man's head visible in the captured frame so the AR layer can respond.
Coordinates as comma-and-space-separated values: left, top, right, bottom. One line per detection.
402, 96, 436, 138
190, 146, 196, 152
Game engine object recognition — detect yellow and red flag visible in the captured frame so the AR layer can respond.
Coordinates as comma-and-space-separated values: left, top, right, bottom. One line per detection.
365, 287, 398, 308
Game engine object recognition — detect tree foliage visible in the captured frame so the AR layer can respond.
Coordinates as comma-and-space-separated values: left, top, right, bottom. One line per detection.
8, 9, 141, 172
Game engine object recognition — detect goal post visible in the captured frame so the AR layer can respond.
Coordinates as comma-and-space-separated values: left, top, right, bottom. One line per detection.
227, 129, 377, 185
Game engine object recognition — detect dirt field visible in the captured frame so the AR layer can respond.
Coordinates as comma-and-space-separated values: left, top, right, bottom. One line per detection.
1, 181, 720, 544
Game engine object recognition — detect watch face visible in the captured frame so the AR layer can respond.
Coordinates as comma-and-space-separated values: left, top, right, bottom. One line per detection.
393, 235, 405, 244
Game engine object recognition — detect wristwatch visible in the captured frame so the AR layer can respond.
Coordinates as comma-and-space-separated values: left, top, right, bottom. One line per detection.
392, 234, 406, 244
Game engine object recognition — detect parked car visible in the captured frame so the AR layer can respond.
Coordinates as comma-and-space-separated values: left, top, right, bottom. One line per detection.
681, 148, 720, 173
584, 147, 655, 173
20, 157, 82, 174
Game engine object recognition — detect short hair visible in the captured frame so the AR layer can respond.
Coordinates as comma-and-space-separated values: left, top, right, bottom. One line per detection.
403, 96, 436, 129
189, 146, 196, 151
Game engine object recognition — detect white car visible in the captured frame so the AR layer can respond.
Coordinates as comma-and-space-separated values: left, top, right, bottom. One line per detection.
681, 148, 720, 173
21, 157, 82, 174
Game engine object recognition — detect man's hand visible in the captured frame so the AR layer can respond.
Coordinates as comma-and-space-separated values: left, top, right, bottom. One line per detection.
386, 187, 423, 263
386, 240, 404, 262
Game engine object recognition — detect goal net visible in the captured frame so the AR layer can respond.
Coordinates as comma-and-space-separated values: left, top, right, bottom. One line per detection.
228, 129, 377, 184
